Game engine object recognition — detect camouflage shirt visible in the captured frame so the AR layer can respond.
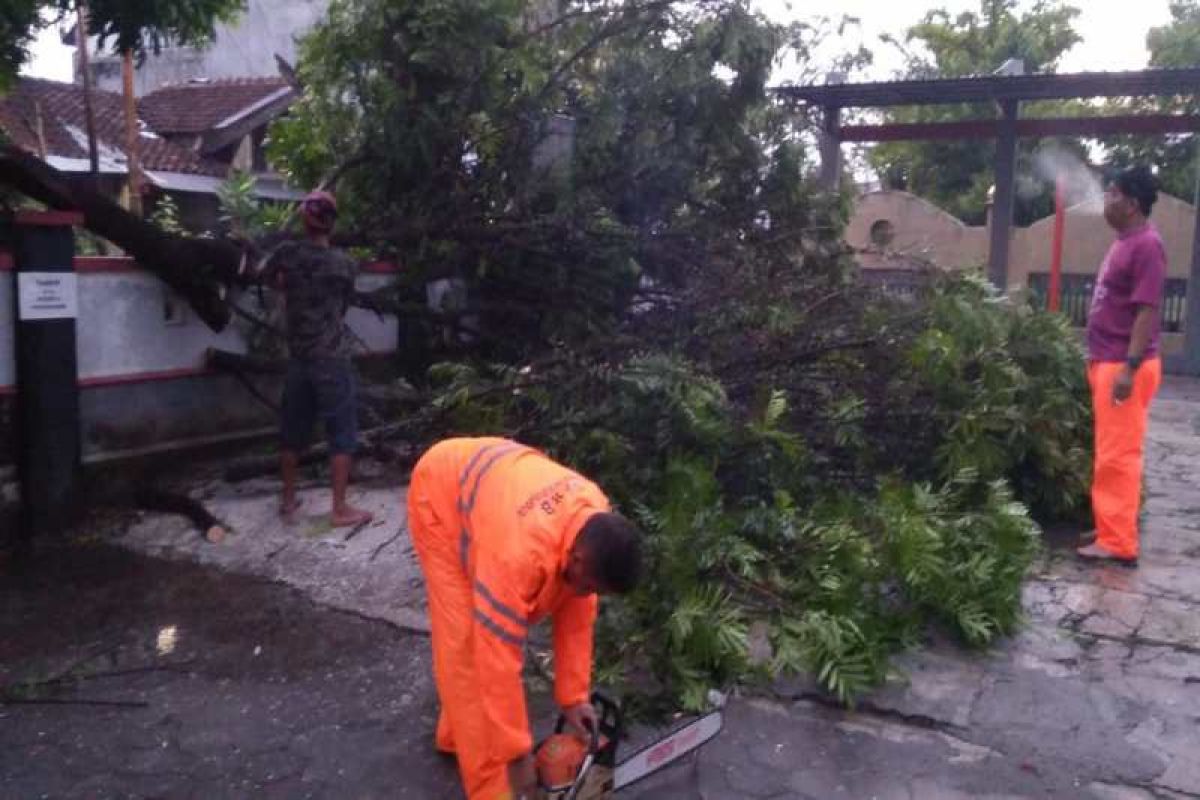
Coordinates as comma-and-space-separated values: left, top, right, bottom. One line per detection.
264, 240, 358, 360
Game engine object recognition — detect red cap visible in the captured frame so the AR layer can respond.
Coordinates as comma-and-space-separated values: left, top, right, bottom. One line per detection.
302, 190, 336, 212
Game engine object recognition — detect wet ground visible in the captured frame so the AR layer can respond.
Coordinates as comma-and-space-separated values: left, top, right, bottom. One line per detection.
0, 547, 460, 799
3, 376, 1199, 799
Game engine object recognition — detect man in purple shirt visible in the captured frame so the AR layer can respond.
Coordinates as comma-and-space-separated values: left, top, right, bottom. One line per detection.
1077, 166, 1166, 565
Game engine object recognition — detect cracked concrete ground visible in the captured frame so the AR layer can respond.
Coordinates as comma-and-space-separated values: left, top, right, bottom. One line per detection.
2, 376, 1199, 799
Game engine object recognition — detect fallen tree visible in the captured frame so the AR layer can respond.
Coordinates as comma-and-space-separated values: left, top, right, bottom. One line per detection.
1, 145, 239, 330
4, 2, 1096, 711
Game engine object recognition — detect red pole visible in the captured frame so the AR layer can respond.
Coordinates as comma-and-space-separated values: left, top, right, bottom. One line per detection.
1049, 175, 1065, 312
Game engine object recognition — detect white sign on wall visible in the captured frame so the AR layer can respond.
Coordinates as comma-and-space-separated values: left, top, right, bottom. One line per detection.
17, 272, 78, 321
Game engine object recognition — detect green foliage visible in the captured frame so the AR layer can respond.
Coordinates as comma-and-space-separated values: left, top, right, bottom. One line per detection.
217, 170, 291, 239
149, 193, 185, 236
906, 272, 1092, 521
84, 0, 245, 59
1103, 1, 1200, 200
870, 0, 1085, 225
875, 475, 1040, 644
0, 0, 40, 91
266, 0, 1090, 713
267, 0, 856, 364
426, 268, 1085, 711
889, 0, 1081, 78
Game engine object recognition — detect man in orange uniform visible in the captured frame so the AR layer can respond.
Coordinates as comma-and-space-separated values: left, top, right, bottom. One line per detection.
1077, 166, 1166, 566
407, 437, 644, 800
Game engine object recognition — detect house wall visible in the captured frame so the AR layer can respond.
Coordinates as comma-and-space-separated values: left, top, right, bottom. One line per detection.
848, 189, 1196, 284
1008, 193, 1196, 288
846, 191, 989, 272
847, 189, 1194, 358
0, 254, 399, 467
86, 0, 331, 96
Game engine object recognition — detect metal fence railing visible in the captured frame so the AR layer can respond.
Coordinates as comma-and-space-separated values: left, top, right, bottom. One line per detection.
858, 267, 929, 300
1027, 272, 1188, 333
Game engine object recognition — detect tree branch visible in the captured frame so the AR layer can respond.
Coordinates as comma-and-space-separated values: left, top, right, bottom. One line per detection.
1, 145, 238, 330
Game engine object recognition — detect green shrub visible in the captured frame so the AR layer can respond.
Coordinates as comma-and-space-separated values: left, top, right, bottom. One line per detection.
908, 273, 1093, 522
426, 284, 1082, 710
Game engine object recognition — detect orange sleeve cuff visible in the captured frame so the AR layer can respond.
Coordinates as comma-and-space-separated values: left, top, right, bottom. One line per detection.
552, 594, 598, 708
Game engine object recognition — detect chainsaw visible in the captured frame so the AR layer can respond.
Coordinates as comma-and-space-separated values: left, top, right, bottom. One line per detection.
535, 692, 724, 800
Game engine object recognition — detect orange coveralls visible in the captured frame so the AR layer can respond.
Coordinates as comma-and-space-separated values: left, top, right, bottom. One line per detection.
406, 437, 609, 800
1088, 358, 1162, 559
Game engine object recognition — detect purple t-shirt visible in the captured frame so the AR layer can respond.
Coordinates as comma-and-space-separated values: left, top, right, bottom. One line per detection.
1086, 222, 1167, 362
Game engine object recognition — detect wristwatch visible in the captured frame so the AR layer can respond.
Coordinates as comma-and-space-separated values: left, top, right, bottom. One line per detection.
1127, 354, 1144, 371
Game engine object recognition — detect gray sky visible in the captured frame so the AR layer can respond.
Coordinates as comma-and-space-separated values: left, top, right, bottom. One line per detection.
753, 0, 1175, 82
22, 1, 1176, 83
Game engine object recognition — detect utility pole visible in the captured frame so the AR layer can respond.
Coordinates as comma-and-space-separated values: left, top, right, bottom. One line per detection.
122, 49, 143, 216
76, 0, 100, 189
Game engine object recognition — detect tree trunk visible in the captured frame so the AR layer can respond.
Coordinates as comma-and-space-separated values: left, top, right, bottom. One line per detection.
0, 145, 239, 331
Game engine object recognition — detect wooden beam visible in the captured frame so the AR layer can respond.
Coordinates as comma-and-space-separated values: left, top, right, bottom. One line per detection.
778, 67, 1200, 109
988, 100, 1019, 290
839, 114, 1200, 143
841, 120, 996, 142
819, 105, 841, 192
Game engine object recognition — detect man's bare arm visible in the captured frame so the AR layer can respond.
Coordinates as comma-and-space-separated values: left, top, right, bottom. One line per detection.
1127, 304, 1156, 361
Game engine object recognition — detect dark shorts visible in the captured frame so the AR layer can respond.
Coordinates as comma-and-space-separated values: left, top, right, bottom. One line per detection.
280, 358, 358, 455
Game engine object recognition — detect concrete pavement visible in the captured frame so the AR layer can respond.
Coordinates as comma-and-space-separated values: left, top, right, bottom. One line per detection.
4, 377, 1198, 799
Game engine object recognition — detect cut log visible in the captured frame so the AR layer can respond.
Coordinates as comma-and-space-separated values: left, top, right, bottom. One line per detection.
0, 145, 239, 331
131, 487, 226, 536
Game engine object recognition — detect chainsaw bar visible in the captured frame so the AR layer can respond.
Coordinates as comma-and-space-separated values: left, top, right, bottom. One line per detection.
611, 709, 724, 790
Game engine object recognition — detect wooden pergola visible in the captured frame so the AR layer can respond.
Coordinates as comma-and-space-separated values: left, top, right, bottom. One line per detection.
778, 67, 1200, 375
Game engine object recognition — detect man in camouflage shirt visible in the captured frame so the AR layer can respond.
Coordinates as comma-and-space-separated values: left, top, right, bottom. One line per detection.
264, 190, 373, 527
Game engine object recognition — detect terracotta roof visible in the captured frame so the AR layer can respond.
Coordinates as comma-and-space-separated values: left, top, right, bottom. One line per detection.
0, 77, 226, 176
138, 77, 293, 136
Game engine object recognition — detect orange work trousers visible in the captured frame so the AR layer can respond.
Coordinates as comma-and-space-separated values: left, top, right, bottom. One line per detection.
1087, 358, 1162, 559
407, 441, 513, 800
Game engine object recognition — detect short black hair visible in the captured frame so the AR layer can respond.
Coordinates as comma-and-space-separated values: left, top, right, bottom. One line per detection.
577, 513, 643, 595
1112, 165, 1159, 217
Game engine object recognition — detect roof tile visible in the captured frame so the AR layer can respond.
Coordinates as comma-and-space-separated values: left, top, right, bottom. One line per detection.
0, 76, 294, 177
138, 77, 292, 135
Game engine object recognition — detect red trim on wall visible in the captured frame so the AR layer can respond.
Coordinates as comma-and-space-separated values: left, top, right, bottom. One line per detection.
0, 254, 138, 272
362, 261, 401, 274
0, 385, 14, 397
14, 210, 84, 227
77, 366, 212, 389
3, 254, 400, 275
74, 256, 138, 273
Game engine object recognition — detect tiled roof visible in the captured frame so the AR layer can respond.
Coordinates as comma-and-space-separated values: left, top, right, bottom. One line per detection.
0, 77, 227, 176
138, 77, 293, 136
